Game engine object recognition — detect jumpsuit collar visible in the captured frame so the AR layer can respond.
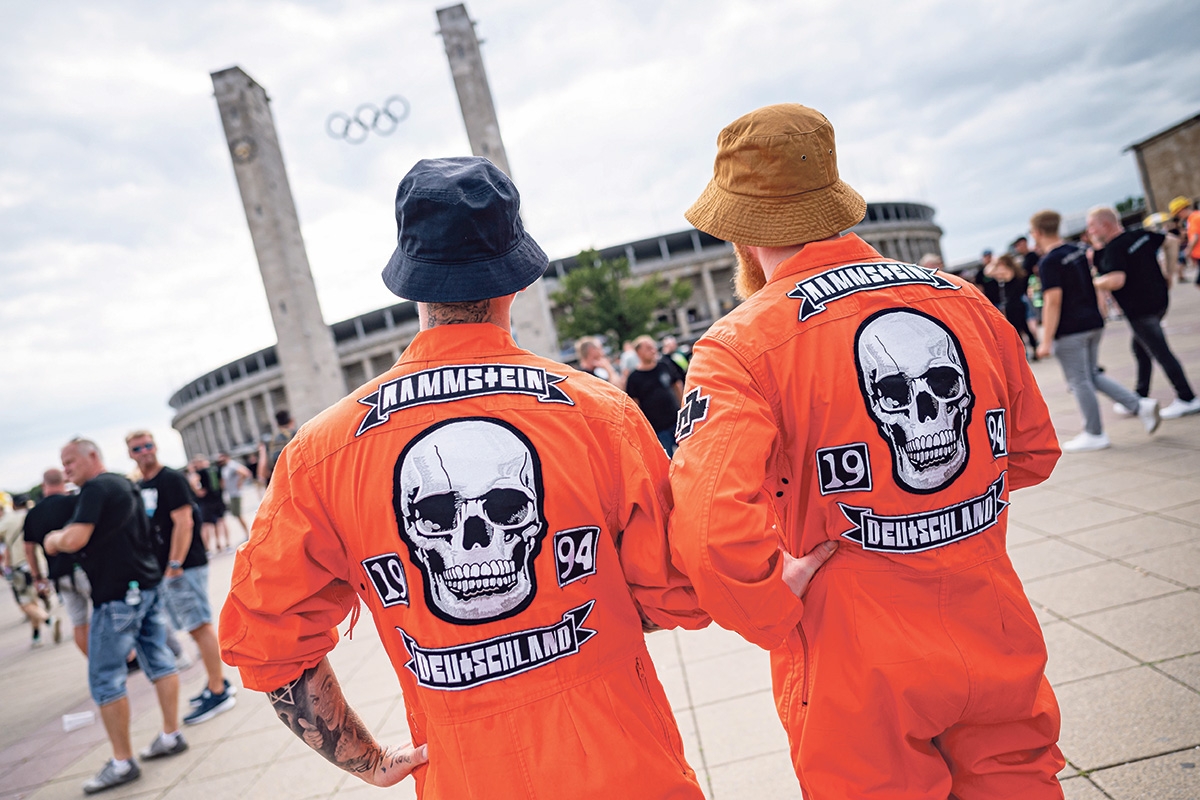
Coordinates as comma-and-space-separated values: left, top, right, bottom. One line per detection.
399, 323, 519, 366
767, 233, 885, 286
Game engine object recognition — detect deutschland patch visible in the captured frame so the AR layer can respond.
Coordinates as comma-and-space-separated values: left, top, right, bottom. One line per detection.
357, 363, 573, 436
398, 601, 597, 691
787, 261, 958, 321
838, 473, 1008, 553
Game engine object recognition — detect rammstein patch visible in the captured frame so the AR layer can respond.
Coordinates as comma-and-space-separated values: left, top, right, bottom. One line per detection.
788, 262, 958, 321
357, 364, 573, 436
398, 601, 597, 691
838, 473, 1008, 553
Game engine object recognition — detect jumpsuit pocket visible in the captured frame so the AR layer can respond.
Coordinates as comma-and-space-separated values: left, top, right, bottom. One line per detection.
635, 657, 689, 773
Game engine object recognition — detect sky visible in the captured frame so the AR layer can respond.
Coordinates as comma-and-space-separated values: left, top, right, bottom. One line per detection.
2, 0, 1199, 490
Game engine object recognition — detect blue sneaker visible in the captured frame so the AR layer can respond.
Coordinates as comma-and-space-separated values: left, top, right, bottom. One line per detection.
189, 678, 236, 707
183, 688, 236, 725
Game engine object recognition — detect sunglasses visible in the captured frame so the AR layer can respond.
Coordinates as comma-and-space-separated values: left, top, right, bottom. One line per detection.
130, 443, 156, 453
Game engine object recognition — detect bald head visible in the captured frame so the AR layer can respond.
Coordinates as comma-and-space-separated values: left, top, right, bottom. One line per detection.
61, 438, 105, 486
42, 468, 66, 495
1086, 205, 1123, 248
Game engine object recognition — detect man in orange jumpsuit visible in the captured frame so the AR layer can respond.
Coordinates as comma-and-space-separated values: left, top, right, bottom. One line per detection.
669, 104, 1065, 799
220, 157, 708, 798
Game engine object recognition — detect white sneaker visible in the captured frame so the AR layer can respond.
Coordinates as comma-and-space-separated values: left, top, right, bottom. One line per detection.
1062, 432, 1111, 452
1112, 402, 1135, 417
1137, 397, 1161, 434
1161, 397, 1200, 419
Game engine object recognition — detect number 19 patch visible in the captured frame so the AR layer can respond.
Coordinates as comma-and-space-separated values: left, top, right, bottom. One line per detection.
554, 526, 598, 587
362, 553, 410, 608
816, 442, 873, 495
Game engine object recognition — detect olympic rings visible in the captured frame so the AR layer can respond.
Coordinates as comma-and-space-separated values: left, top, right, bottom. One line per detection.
326, 95, 411, 144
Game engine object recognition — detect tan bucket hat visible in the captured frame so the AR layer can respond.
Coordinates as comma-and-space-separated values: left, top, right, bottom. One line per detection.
685, 104, 866, 247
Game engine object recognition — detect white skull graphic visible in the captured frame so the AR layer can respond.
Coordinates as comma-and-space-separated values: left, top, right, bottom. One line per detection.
394, 419, 545, 624
856, 309, 974, 493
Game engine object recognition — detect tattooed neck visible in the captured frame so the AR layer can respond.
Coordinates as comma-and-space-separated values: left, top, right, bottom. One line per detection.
424, 300, 492, 327
268, 660, 382, 775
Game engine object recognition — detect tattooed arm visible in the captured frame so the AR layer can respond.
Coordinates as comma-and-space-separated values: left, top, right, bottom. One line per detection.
268, 657, 427, 787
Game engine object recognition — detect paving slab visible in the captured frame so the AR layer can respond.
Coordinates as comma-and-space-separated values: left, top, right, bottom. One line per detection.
706, 750, 798, 800
1055, 666, 1200, 770
1060, 774, 1111, 799
1008, 538, 1106, 582
1012, 498, 1142, 536
1073, 591, 1200, 662
1125, 539, 1200, 586
1089, 747, 1200, 800
1042, 621, 1140, 685
691, 689, 790, 770
1156, 653, 1200, 692
1024, 561, 1181, 618
1063, 515, 1200, 559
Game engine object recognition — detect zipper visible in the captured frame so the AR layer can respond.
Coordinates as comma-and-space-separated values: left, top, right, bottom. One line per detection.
798, 625, 811, 708
636, 656, 689, 774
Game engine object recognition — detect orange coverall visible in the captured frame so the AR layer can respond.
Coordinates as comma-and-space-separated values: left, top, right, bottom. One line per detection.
221, 324, 708, 799
670, 234, 1065, 799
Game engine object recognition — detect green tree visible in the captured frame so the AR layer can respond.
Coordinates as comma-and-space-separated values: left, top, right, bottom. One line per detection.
550, 249, 692, 347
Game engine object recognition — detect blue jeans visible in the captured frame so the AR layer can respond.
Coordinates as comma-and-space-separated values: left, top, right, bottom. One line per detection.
656, 428, 677, 457
88, 587, 176, 706
161, 565, 213, 632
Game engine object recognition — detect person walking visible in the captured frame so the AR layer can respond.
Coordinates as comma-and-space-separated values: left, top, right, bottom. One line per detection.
1032, 210, 1160, 451
1087, 206, 1200, 419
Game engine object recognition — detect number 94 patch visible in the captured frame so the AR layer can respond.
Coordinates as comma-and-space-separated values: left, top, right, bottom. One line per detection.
815, 442, 873, 495
554, 526, 599, 587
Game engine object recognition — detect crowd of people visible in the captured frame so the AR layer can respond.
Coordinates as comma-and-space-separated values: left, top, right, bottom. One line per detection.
0, 425, 291, 793
965, 196, 1200, 452
3, 103, 1197, 798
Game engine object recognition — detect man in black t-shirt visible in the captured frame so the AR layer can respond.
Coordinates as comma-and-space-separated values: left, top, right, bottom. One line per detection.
1031, 210, 1158, 452
44, 438, 186, 794
23, 468, 86, 653
1087, 206, 1200, 420
127, 430, 235, 726
625, 335, 684, 455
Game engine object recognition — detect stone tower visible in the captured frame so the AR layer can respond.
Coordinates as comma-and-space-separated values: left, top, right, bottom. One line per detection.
210, 66, 347, 426
436, 4, 559, 357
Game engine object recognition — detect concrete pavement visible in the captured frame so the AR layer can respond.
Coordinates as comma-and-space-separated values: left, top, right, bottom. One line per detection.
3, 283, 1199, 799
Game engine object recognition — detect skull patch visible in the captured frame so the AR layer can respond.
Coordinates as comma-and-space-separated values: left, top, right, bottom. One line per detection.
854, 308, 974, 494
393, 418, 546, 625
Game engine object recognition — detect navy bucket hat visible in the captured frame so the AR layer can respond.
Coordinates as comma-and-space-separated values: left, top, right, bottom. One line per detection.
382, 157, 548, 303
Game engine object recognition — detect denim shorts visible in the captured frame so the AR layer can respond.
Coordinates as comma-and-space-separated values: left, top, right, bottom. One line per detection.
55, 567, 92, 628
161, 565, 213, 632
88, 587, 177, 706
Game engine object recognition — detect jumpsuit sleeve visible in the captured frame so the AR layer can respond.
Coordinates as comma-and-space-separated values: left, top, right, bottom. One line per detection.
613, 397, 711, 631
990, 304, 1061, 491
668, 339, 805, 651
219, 441, 359, 692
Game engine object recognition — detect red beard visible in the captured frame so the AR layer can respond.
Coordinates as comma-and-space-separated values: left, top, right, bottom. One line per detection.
733, 243, 767, 300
